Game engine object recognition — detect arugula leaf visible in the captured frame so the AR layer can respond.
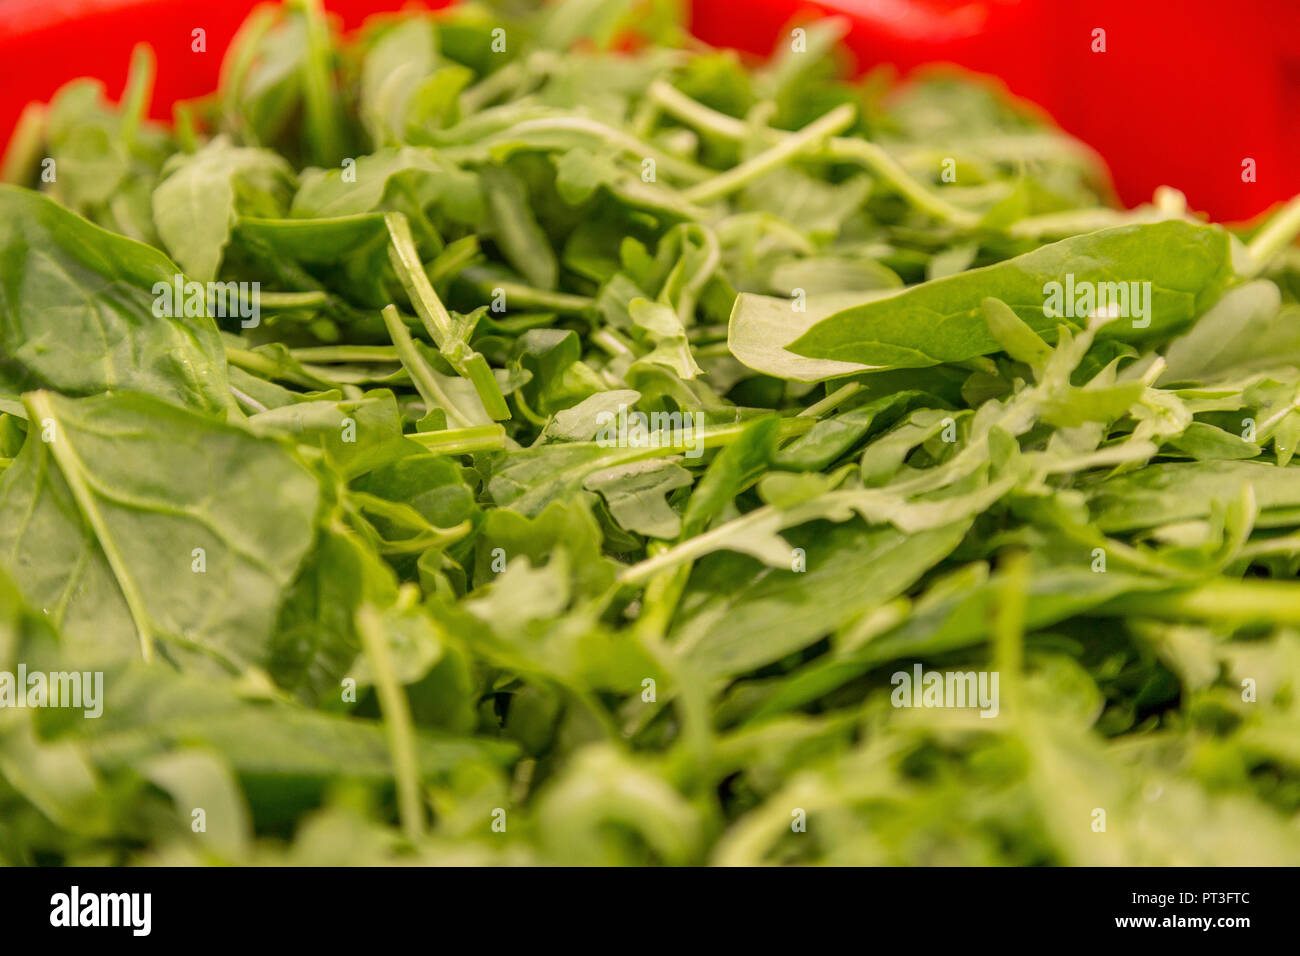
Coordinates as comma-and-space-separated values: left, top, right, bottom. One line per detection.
1085, 460, 1300, 532
152, 138, 295, 281
672, 518, 970, 679
360, 19, 441, 146
291, 146, 481, 226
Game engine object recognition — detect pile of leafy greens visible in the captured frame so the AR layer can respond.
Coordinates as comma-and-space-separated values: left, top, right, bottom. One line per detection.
3, 0, 1300, 866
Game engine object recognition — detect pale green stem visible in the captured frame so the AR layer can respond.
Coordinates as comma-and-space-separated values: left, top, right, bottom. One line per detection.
649, 81, 747, 139
229, 384, 269, 415
1, 103, 45, 184
460, 60, 527, 113
292, 0, 344, 165
591, 328, 637, 357
992, 550, 1029, 716
1246, 194, 1300, 276
291, 345, 399, 363
387, 214, 456, 343
823, 138, 980, 227
683, 104, 856, 204
471, 279, 593, 314
1240, 533, 1300, 559
222, 7, 276, 135
798, 382, 862, 418
408, 424, 507, 455
119, 44, 156, 150
381, 305, 477, 429
497, 116, 712, 184
387, 215, 509, 420
1098, 579, 1300, 625
1258, 396, 1300, 434
25, 392, 156, 663
356, 603, 426, 840
225, 348, 322, 388
620, 506, 772, 586
633, 550, 712, 770
172, 101, 199, 153
258, 291, 331, 310
652, 81, 978, 227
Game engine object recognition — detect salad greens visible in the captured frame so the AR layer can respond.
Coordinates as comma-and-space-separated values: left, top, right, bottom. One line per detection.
3, 0, 1300, 866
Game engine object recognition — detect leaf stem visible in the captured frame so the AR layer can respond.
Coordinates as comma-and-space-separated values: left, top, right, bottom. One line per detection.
1, 104, 46, 185
460, 60, 527, 113
118, 44, 156, 150
25, 392, 156, 663
221, 6, 276, 138
591, 328, 637, 358
291, 0, 345, 166
225, 348, 327, 389
355, 602, 426, 840
992, 550, 1029, 716
387, 214, 456, 342
619, 506, 772, 586
461, 273, 594, 314
823, 138, 980, 227
495, 116, 712, 184
798, 382, 862, 418
649, 81, 747, 139
1246, 194, 1300, 276
682, 104, 856, 204
651, 81, 978, 226
258, 291, 331, 311
229, 384, 270, 415
408, 423, 508, 455
381, 305, 477, 429
290, 345, 399, 363
387, 214, 510, 420
1097, 579, 1300, 625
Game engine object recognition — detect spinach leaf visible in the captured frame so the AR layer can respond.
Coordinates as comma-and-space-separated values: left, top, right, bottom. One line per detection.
0, 391, 318, 672
49, 660, 515, 788
0, 186, 232, 412
787, 221, 1237, 370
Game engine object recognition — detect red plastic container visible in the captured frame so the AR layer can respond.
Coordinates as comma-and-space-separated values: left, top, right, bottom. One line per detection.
1, 0, 1296, 222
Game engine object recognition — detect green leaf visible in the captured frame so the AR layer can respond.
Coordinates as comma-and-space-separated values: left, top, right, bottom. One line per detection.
480, 164, 558, 290
49, 660, 515, 787
152, 138, 294, 281
0, 391, 319, 672
680, 416, 777, 537
0, 186, 232, 413
672, 518, 968, 679
790, 221, 1236, 369
1085, 460, 1300, 532
291, 146, 481, 226
11, 0, 1300, 867
585, 459, 692, 539
768, 254, 902, 296
981, 296, 1052, 370
727, 291, 884, 382
360, 19, 440, 146
1161, 281, 1300, 382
